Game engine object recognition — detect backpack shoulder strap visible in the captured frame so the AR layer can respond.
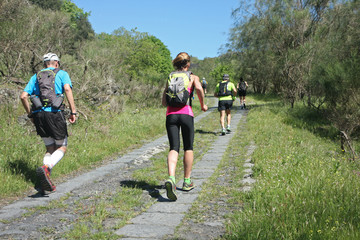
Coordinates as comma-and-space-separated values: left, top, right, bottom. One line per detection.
53, 68, 61, 74
37, 68, 60, 78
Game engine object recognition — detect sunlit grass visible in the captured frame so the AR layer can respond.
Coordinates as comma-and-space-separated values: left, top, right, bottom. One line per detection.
63, 187, 145, 239
224, 101, 360, 239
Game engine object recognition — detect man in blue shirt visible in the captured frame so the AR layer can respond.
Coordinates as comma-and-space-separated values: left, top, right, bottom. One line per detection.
201, 77, 207, 95
20, 53, 77, 193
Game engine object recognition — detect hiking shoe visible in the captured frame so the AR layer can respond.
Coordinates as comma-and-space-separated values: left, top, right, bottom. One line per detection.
34, 185, 56, 195
165, 179, 177, 201
221, 129, 226, 136
226, 127, 231, 133
243, 103, 246, 109
36, 165, 56, 192
182, 180, 195, 191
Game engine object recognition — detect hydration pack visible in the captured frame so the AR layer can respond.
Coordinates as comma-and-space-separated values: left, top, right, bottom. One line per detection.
30, 68, 64, 110
218, 81, 232, 96
239, 81, 247, 91
202, 80, 207, 86
166, 71, 193, 107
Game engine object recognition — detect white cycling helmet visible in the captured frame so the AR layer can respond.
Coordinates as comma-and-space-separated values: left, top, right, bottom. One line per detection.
43, 53, 60, 63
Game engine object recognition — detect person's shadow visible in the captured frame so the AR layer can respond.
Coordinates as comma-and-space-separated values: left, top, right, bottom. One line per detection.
120, 180, 172, 202
6, 158, 37, 183
5, 158, 48, 198
195, 129, 217, 135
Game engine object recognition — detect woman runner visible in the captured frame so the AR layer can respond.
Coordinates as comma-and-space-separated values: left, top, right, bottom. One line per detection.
162, 52, 208, 201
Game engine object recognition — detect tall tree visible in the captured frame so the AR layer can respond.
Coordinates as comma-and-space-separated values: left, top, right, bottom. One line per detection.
228, 0, 360, 142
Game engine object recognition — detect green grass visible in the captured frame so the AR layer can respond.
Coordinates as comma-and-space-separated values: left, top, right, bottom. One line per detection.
249, 92, 281, 104
62, 187, 146, 239
223, 97, 360, 239
59, 106, 167, 175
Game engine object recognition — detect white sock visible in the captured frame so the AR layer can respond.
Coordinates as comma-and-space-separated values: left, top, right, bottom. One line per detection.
43, 153, 51, 166
47, 149, 65, 169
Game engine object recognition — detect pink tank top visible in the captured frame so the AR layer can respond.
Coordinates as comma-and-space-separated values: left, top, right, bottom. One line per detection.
166, 87, 194, 117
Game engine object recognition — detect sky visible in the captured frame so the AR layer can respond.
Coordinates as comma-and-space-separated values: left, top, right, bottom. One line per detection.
71, 0, 240, 60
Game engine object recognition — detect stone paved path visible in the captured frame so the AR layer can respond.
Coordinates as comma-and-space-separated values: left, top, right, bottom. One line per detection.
0, 99, 254, 239
115, 108, 244, 239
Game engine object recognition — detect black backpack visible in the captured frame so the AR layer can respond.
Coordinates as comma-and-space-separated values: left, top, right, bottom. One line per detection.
218, 81, 231, 96
31, 68, 64, 110
239, 81, 247, 91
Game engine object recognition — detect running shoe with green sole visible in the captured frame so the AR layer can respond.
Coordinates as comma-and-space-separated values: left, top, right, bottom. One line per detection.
182, 180, 195, 191
165, 179, 177, 201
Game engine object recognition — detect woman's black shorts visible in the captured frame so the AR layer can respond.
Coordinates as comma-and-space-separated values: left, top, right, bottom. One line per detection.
33, 111, 68, 140
166, 114, 194, 152
238, 90, 247, 97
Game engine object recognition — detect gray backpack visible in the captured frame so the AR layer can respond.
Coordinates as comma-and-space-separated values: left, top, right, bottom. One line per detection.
166, 71, 193, 107
31, 68, 64, 110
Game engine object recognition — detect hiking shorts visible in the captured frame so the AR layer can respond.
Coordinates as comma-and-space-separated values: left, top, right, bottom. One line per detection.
218, 100, 233, 111
166, 114, 194, 152
42, 136, 68, 147
238, 90, 246, 97
33, 111, 68, 141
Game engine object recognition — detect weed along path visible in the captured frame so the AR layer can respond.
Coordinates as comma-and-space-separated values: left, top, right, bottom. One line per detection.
0, 98, 255, 239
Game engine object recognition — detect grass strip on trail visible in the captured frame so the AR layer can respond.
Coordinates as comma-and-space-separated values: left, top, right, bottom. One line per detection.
60, 102, 220, 239
173, 108, 249, 240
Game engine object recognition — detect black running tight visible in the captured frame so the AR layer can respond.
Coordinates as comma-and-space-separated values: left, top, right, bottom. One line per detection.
166, 114, 194, 152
